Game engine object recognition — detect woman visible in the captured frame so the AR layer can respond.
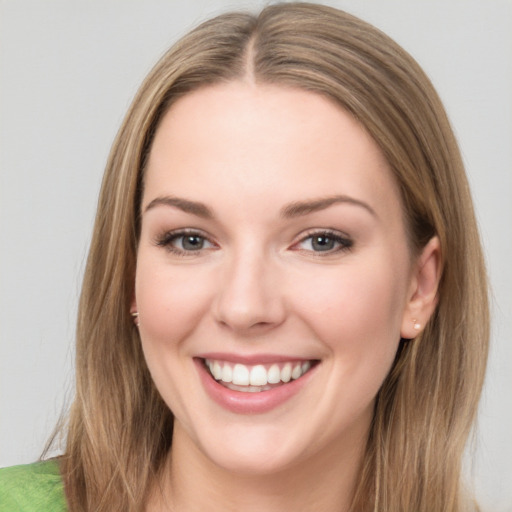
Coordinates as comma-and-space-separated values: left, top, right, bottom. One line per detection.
0, 3, 489, 511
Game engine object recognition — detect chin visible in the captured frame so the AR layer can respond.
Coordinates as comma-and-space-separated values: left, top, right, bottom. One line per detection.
188, 421, 310, 476
205, 444, 300, 477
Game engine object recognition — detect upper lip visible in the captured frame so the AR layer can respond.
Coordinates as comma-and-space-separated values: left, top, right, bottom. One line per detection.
195, 352, 318, 365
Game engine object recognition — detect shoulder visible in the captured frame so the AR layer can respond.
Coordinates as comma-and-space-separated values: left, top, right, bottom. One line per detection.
0, 460, 67, 511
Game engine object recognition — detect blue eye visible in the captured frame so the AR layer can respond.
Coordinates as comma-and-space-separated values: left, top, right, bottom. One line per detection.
297, 231, 352, 253
309, 234, 337, 251
156, 230, 215, 255
176, 234, 207, 251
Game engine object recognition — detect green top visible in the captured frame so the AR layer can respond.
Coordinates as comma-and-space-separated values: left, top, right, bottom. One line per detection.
0, 460, 67, 511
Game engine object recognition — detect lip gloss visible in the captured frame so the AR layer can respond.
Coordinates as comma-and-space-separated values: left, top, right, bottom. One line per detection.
194, 358, 317, 414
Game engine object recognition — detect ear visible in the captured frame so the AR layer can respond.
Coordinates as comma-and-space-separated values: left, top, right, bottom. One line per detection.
130, 296, 138, 315
130, 294, 139, 326
400, 236, 442, 339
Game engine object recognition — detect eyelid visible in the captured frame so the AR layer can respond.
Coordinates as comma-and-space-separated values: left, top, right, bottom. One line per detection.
153, 227, 352, 257
154, 228, 218, 256
291, 228, 353, 254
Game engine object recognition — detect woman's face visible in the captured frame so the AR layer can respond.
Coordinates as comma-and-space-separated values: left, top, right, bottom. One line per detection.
135, 82, 420, 474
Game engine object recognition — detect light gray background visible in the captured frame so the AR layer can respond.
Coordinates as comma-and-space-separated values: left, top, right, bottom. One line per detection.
1, 1, 511, 510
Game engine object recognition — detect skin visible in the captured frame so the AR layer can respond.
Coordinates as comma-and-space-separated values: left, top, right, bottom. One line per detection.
134, 82, 441, 511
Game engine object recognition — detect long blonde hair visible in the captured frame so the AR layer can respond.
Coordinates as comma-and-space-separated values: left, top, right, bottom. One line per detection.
58, 4, 489, 511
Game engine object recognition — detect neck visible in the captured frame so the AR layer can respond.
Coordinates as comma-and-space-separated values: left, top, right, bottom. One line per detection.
150, 422, 368, 512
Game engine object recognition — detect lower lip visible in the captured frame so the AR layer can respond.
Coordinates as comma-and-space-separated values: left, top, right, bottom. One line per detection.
195, 359, 317, 414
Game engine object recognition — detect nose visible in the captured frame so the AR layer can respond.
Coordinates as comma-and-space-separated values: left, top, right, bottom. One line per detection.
213, 247, 286, 335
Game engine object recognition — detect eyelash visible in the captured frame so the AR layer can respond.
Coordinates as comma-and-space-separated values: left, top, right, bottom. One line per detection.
154, 229, 216, 256
154, 229, 353, 257
294, 229, 353, 255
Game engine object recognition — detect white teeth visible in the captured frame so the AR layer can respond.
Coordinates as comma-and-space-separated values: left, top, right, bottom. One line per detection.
226, 383, 272, 393
212, 361, 223, 380
232, 364, 250, 385
249, 365, 267, 386
267, 364, 281, 384
221, 364, 233, 383
281, 363, 292, 383
291, 363, 302, 380
205, 359, 314, 388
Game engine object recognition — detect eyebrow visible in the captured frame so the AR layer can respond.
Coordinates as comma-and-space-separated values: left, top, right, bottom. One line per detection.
144, 194, 375, 219
144, 196, 214, 218
280, 195, 376, 218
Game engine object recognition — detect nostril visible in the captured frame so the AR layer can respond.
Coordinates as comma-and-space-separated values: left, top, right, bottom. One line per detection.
216, 318, 279, 334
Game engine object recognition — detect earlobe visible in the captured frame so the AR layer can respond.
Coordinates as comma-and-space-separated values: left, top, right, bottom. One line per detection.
400, 236, 442, 339
130, 295, 139, 327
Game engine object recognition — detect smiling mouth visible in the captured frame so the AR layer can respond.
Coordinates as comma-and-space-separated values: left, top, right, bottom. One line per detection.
203, 358, 318, 393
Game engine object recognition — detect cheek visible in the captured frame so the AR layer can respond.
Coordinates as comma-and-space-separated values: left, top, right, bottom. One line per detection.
134, 258, 218, 415
135, 259, 215, 347
292, 260, 407, 426
290, 257, 407, 356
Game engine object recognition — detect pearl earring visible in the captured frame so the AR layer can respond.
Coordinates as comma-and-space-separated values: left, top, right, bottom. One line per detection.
131, 311, 139, 327
413, 319, 421, 331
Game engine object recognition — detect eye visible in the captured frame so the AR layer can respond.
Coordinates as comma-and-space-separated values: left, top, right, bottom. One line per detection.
295, 230, 353, 254
175, 234, 208, 251
155, 230, 216, 255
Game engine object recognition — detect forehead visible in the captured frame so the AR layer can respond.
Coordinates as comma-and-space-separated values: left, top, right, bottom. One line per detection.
143, 82, 403, 224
